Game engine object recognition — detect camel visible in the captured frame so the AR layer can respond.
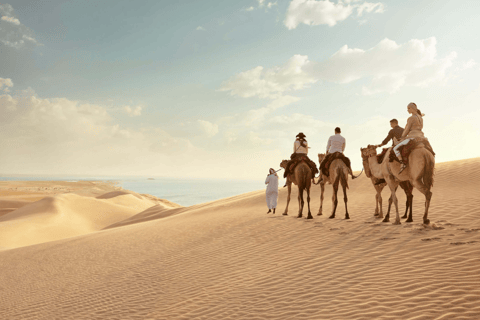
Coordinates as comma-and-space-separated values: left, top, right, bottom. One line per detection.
280, 159, 313, 219
363, 144, 434, 225
360, 148, 414, 222
317, 154, 350, 219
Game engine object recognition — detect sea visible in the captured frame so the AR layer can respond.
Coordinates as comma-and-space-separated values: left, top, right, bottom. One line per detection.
0, 176, 266, 207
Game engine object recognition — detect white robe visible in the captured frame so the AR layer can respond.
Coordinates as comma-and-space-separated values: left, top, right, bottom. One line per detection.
265, 174, 279, 209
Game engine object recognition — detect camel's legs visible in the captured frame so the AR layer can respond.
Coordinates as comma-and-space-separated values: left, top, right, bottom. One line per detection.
282, 183, 291, 215
411, 178, 432, 225
375, 191, 384, 218
317, 181, 325, 216
387, 179, 401, 225
384, 195, 392, 222
342, 178, 349, 220
329, 179, 339, 219
297, 187, 304, 218
405, 194, 414, 222
306, 187, 313, 219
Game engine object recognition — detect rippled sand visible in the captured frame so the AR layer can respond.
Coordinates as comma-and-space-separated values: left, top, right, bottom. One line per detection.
1, 158, 480, 319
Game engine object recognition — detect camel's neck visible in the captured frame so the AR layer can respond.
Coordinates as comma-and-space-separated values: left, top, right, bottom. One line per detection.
363, 159, 372, 178
367, 156, 384, 179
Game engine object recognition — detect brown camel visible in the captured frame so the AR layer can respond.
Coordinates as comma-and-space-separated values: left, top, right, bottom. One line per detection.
280, 159, 313, 219
360, 148, 414, 222
363, 144, 434, 225
317, 154, 350, 219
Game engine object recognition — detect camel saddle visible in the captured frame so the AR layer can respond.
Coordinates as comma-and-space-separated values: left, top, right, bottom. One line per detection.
285, 154, 318, 178
389, 137, 435, 165
320, 152, 352, 177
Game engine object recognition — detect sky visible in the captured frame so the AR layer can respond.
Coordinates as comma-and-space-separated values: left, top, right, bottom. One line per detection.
0, 0, 479, 180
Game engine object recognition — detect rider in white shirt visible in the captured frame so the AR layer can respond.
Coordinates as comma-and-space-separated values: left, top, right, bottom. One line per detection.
320, 127, 355, 179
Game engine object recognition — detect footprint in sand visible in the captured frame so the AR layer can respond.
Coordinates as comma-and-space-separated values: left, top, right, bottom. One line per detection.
450, 241, 478, 245
421, 237, 442, 241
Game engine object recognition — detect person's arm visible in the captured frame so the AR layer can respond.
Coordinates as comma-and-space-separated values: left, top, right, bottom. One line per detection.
401, 117, 413, 138
326, 137, 331, 153
380, 129, 393, 146
265, 176, 270, 185
305, 141, 308, 154
342, 139, 346, 152
293, 141, 297, 153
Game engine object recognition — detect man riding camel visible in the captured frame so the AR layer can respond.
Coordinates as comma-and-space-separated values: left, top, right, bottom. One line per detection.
319, 127, 355, 181
377, 119, 404, 148
283, 132, 318, 179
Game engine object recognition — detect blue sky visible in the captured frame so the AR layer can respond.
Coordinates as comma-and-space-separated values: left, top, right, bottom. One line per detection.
1, 0, 479, 179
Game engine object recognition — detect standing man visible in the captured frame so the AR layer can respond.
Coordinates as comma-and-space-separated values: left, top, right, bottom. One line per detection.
377, 119, 404, 147
265, 168, 279, 214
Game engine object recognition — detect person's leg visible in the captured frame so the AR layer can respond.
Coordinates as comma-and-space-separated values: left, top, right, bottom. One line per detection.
393, 139, 411, 173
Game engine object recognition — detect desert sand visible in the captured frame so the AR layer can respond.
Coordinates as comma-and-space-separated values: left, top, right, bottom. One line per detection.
1, 158, 480, 319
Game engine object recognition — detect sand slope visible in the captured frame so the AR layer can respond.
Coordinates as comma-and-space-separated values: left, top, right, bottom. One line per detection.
0, 188, 160, 249
1, 158, 480, 319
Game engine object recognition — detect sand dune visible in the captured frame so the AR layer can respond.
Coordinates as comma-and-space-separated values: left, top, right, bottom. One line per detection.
0, 183, 166, 249
1, 158, 480, 319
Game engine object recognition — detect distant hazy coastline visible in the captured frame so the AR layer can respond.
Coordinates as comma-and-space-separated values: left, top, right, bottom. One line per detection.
0, 176, 263, 206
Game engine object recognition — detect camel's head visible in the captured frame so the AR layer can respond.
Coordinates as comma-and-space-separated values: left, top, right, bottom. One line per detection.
280, 160, 289, 169
360, 147, 370, 161
362, 145, 378, 158
318, 153, 326, 164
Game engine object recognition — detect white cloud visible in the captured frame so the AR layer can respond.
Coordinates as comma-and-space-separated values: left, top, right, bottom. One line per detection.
455, 59, 477, 71
267, 2, 278, 9
0, 78, 14, 92
284, 0, 384, 29
0, 86, 205, 176
196, 26, 206, 31
311, 37, 457, 94
1, 15, 20, 25
245, 6, 255, 11
221, 37, 457, 96
356, 2, 384, 16
124, 105, 142, 116
0, 3, 40, 48
244, 95, 300, 126
220, 54, 316, 99
197, 120, 219, 137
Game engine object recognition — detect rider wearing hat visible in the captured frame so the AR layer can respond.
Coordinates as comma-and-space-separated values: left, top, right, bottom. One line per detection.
283, 132, 318, 179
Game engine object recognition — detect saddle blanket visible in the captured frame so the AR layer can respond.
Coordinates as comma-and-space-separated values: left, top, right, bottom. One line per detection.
321, 152, 351, 177
389, 138, 435, 165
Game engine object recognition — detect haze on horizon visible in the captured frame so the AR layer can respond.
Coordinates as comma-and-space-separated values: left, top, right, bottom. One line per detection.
1, 0, 479, 180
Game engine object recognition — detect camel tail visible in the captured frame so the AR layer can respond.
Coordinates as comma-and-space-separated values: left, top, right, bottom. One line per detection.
339, 166, 349, 190
298, 165, 311, 190
423, 152, 435, 190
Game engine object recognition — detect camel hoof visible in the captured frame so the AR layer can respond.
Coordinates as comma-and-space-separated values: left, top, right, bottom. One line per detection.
382, 218, 389, 223
329, 215, 335, 219
297, 215, 302, 218
317, 213, 323, 216
345, 216, 350, 220
282, 213, 288, 216
307, 215, 313, 220
424, 219, 430, 225
393, 220, 401, 225
377, 215, 383, 219
401, 214, 407, 219
406, 218, 413, 223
